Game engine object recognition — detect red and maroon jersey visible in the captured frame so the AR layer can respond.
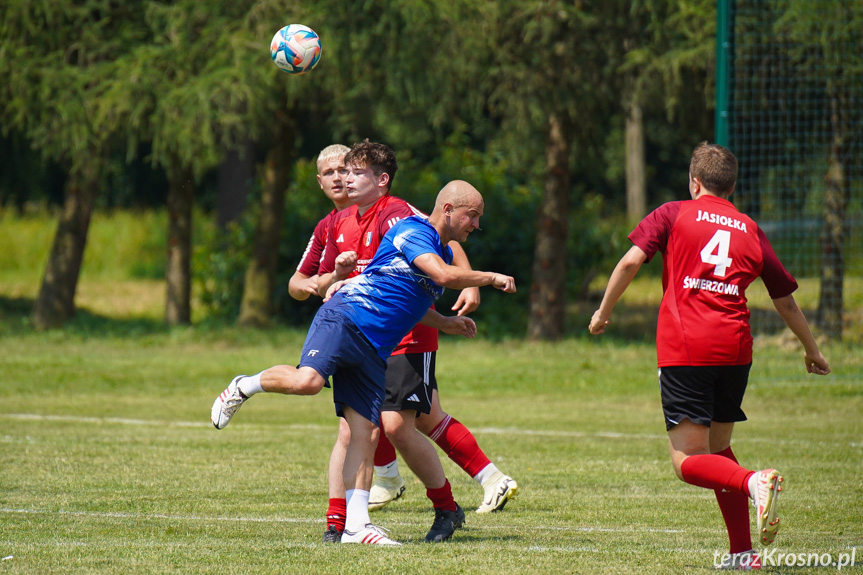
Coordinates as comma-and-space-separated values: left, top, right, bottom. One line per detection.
629, 195, 797, 367
295, 209, 338, 277
319, 194, 436, 355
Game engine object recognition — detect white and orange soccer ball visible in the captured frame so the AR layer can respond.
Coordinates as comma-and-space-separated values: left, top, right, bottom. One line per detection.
270, 24, 322, 75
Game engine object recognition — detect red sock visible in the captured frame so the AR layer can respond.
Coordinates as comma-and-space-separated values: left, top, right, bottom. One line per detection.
713, 447, 753, 554
426, 479, 457, 512
325, 498, 347, 532
374, 424, 397, 467
428, 415, 491, 478
680, 453, 753, 495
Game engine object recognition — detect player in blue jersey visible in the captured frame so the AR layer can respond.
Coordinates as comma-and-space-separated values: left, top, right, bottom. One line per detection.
211, 180, 516, 545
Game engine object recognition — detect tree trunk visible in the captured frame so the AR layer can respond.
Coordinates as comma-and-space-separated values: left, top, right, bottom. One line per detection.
238, 115, 293, 327
818, 80, 846, 339
527, 113, 571, 341
165, 158, 195, 326
625, 94, 647, 222
33, 164, 99, 329
216, 139, 254, 229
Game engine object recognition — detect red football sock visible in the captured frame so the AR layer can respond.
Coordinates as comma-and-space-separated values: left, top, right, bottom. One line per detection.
426, 479, 457, 512
428, 415, 491, 478
713, 447, 753, 554
374, 425, 397, 467
680, 453, 752, 495
325, 498, 347, 532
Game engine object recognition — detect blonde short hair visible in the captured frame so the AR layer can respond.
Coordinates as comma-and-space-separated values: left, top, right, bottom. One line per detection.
316, 144, 350, 173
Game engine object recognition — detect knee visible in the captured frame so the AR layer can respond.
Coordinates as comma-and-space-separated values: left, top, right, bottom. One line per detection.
415, 412, 445, 436
671, 455, 687, 482
294, 368, 325, 395
382, 416, 411, 446
337, 419, 351, 447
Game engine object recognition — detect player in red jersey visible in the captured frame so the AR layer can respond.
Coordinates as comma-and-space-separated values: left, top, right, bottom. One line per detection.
287, 144, 408, 543
289, 144, 352, 300
317, 140, 518, 539
589, 142, 830, 570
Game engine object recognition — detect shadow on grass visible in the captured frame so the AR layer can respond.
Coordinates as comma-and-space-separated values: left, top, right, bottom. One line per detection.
0, 295, 168, 337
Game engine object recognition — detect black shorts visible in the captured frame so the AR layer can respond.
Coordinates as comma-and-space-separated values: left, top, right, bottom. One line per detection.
382, 352, 437, 414
658, 364, 751, 431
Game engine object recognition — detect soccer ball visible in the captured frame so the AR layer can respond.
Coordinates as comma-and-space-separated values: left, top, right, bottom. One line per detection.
270, 24, 322, 75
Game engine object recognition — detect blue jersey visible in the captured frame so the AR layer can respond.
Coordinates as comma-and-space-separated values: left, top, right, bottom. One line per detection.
327, 215, 453, 361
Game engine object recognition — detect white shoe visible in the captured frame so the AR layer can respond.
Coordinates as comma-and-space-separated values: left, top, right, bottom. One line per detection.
341, 524, 401, 545
211, 376, 248, 430
476, 471, 518, 513
715, 549, 761, 570
368, 475, 406, 511
751, 469, 783, 546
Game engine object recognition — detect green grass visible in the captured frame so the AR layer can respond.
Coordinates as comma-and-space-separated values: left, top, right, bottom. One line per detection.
1, 314, 861, 574
1, 208, 861, 573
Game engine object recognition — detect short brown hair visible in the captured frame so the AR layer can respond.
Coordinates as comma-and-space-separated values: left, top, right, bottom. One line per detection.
689, 142, 738, 196
344, 139, 398, 189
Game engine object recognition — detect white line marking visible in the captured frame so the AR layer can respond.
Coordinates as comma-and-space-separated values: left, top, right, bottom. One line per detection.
1, 413, 859, 448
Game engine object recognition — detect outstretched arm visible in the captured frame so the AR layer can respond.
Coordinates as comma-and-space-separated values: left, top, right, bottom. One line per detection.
588, 245, 647, 334
772, 294, 830, 375
411, 252, 516, 293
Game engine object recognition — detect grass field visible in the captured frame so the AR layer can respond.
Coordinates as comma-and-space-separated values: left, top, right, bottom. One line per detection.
1, 284, 862, 574
1, 210, 861, 573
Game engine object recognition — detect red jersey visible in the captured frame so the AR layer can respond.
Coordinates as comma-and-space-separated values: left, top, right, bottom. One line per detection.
629, 195, 797, 367
318, 194, 436, 355
295, 209, 338, 277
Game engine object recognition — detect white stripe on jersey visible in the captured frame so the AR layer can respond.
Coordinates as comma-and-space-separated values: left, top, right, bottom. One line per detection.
296, 233, 316, 272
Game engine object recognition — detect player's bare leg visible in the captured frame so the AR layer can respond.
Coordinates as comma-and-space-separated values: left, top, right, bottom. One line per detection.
323, 419, 351, 543
382, 410, 464, 542
416, 390, 518, 513
341, 408, 400, 545
211, 366, 325, 429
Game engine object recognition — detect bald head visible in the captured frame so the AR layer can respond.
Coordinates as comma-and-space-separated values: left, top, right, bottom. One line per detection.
434, 180, 484, 213
429, 180, 485, 244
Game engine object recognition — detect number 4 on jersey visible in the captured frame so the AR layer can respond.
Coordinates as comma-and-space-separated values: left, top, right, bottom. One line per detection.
700, 229, 733, 277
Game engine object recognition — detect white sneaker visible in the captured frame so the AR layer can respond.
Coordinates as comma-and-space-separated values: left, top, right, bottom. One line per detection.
341, 524, 401, 545
211, 376, 248, 430
751, 469, 783, 546
476, 471, 518, 513
368, 475, 406, 511
715, 549, 761, 570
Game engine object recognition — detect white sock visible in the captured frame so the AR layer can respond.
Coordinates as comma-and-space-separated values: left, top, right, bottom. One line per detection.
237, 372, 264, 396
473, 463, 500, 486
345, 489, 370, 532
375, 460, 400, 479
747, 472, 758, 501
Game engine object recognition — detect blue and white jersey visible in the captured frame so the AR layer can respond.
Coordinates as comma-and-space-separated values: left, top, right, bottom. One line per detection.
327, 215, 453, 361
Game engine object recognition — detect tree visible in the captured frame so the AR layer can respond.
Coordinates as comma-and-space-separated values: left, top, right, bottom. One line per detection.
0, 0, 147, 328
106, 0, 292, 325
238, 110, 294, 326
776, 0, 863, 339
619, 0, 716, 221
478, 1, 614, 340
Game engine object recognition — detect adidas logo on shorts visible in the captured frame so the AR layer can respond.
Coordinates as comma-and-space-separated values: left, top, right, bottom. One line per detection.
406, 394, 420, 402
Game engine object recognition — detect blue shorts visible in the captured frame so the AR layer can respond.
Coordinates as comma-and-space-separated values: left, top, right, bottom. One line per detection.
299, 305, 387, 426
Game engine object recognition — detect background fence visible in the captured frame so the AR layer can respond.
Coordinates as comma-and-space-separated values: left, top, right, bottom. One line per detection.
717, 0, 862, 380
